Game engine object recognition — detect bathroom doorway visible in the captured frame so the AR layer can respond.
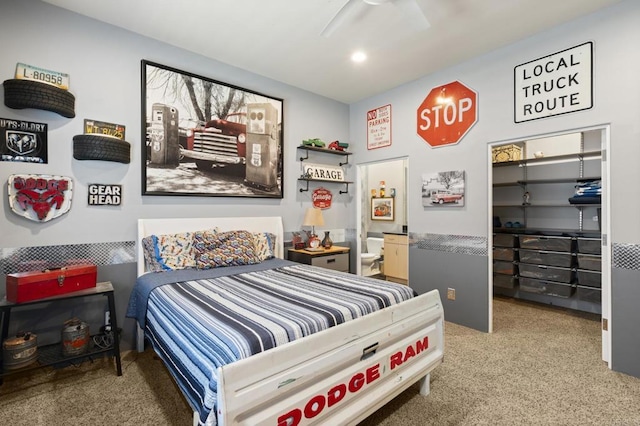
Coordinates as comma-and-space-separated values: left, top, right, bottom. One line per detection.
356, 157, 408, 276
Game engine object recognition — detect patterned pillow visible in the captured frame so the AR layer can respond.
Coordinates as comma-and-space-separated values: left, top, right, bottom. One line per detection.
141, 235, 164, 272
140, 228, 220, 272
154, 232, 197, 271
253, 232, 276, 261
194, 230, 261, 269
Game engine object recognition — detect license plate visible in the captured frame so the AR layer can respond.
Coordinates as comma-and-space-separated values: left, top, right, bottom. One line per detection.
15, 63, 69, 90
84, 119, 126, 140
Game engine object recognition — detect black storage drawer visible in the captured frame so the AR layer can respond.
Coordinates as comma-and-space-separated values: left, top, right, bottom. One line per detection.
494, 233, 517, 248
493, 247, 516, 261
518, 263, 574, 283
519, 249, 574, 268
577, 269, 601, 288
493, 260, 516, 275
577, 237, 601, 255
576, 285, 601, 303
577, 253, 601, 271
519, 277, 575, 298
518, 235, 573, 252
493, 274, 517, 289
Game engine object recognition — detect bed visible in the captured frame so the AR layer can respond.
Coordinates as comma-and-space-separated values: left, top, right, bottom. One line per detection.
127, 216, 444, 425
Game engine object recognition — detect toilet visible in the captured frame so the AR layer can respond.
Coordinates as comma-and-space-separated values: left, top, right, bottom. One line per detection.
361, 237, 384, 276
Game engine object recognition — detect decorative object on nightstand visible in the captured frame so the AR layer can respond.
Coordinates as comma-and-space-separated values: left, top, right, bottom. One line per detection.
303, 207, 324, 252
322, 231, 333, 249
292, 232, 305, 250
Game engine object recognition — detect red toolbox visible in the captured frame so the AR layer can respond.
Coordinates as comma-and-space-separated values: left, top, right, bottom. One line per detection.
6, 264, 97, 303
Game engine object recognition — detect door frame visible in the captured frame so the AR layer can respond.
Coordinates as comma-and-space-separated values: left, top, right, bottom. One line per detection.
487, 124, 611, 364
356, 156, 409, 277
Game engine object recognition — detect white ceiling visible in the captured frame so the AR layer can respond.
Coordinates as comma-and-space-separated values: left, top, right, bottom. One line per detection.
42, 0, 623, 104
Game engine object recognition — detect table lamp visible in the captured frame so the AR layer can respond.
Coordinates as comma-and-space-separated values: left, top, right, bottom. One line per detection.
303, 207, 324, 251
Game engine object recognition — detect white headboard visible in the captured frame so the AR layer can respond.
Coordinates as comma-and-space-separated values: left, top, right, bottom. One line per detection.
137, 216, 285, 277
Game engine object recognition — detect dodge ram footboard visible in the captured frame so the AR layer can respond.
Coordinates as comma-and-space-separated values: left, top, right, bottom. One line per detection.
215, 289, 444, 425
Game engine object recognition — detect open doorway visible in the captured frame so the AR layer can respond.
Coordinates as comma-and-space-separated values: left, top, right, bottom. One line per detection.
488, 125, 610, 364
356, 157, 408, 278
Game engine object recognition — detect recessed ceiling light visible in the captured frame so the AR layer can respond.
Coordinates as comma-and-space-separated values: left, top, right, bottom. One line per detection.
351, 51, 367, 63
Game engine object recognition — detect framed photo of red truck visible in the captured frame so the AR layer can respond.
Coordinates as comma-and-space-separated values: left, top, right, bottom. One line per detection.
141, 60, 284, 198
371, 197, 395, 221
421, 170, 465, 207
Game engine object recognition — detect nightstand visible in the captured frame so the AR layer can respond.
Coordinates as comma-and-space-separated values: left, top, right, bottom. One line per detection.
287, 245, 350, 273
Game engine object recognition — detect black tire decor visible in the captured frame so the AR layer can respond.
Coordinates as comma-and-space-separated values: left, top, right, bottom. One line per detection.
3, 79, 76, 118
73, 134, 131, 164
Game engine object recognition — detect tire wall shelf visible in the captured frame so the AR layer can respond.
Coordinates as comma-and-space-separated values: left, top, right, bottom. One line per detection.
492, 134, 602, 314
297, 145, 352, 194
3, 79, 76, 118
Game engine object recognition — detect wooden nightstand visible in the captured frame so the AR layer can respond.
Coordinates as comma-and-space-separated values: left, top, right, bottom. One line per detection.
287, 246, 350, 273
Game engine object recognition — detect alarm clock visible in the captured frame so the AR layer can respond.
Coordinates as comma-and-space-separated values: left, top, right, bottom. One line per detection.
308, 236, 320, 249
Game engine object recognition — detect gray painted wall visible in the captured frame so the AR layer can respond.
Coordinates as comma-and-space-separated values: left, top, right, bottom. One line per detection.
1, 0, 354, 250
611, 268, 640, 377
410, 247, 489, 332
350, 0, 640, 377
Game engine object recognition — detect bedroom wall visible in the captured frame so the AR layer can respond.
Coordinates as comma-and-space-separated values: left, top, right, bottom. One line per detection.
0, 0, 353, 349
349, 0, 640, 376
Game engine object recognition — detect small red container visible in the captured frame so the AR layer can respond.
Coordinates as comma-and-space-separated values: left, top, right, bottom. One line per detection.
6, 264, 97, 303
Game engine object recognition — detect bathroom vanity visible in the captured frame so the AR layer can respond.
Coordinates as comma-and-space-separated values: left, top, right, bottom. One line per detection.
383, 233, 408, 285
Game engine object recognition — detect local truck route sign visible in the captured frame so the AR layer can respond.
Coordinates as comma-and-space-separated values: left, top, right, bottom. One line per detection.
514, 42, 593, 123
417, 81, 478, 148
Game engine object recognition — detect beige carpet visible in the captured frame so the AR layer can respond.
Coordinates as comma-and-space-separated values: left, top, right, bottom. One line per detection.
1, 296, 640, 425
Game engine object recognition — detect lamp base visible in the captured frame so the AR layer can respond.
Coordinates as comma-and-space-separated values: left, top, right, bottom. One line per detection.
304, 247, 325, 252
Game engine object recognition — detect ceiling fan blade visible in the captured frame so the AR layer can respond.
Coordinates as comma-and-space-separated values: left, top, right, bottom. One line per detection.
321, 0, 368, 38
394, 0, 431, 31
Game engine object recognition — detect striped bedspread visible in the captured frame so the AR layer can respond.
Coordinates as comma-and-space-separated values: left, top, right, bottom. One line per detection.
130, 260, 416, 425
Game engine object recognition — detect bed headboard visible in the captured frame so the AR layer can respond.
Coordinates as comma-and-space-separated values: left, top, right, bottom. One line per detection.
137, 216, 285, 277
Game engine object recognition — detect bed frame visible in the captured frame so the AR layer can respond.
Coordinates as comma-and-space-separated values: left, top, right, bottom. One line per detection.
136, 216, 444, 426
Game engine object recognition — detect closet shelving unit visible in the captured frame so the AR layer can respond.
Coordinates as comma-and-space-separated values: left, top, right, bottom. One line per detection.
492, 138, 602, 314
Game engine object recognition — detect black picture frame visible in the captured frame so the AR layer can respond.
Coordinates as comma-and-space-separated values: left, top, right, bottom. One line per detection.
141, 60, 284, 198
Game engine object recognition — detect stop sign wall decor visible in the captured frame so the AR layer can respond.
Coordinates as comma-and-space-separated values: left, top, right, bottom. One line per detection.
417, 81, 478, 147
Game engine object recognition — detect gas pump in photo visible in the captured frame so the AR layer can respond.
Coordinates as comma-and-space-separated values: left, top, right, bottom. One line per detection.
245, 103, 279, 191
149, 103, 180, 167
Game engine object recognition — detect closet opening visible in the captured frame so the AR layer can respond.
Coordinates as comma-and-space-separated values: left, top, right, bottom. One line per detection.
489, 125, 610, 363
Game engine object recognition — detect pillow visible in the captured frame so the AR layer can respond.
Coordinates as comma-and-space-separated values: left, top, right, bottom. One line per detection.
141, 235, 164, 272
154, 232, 197, 271
253, 232, 276, 261
194, 230, 261, 269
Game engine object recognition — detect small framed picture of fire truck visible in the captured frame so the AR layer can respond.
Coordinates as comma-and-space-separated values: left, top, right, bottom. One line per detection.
141, 60, 284, 198
371, 197, 394, 221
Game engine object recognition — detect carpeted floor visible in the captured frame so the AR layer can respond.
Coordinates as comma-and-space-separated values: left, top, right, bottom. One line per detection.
1, 296, 639, 425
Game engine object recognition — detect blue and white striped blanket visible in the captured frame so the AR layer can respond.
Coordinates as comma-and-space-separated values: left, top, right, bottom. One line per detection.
126, 259, 416, 425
